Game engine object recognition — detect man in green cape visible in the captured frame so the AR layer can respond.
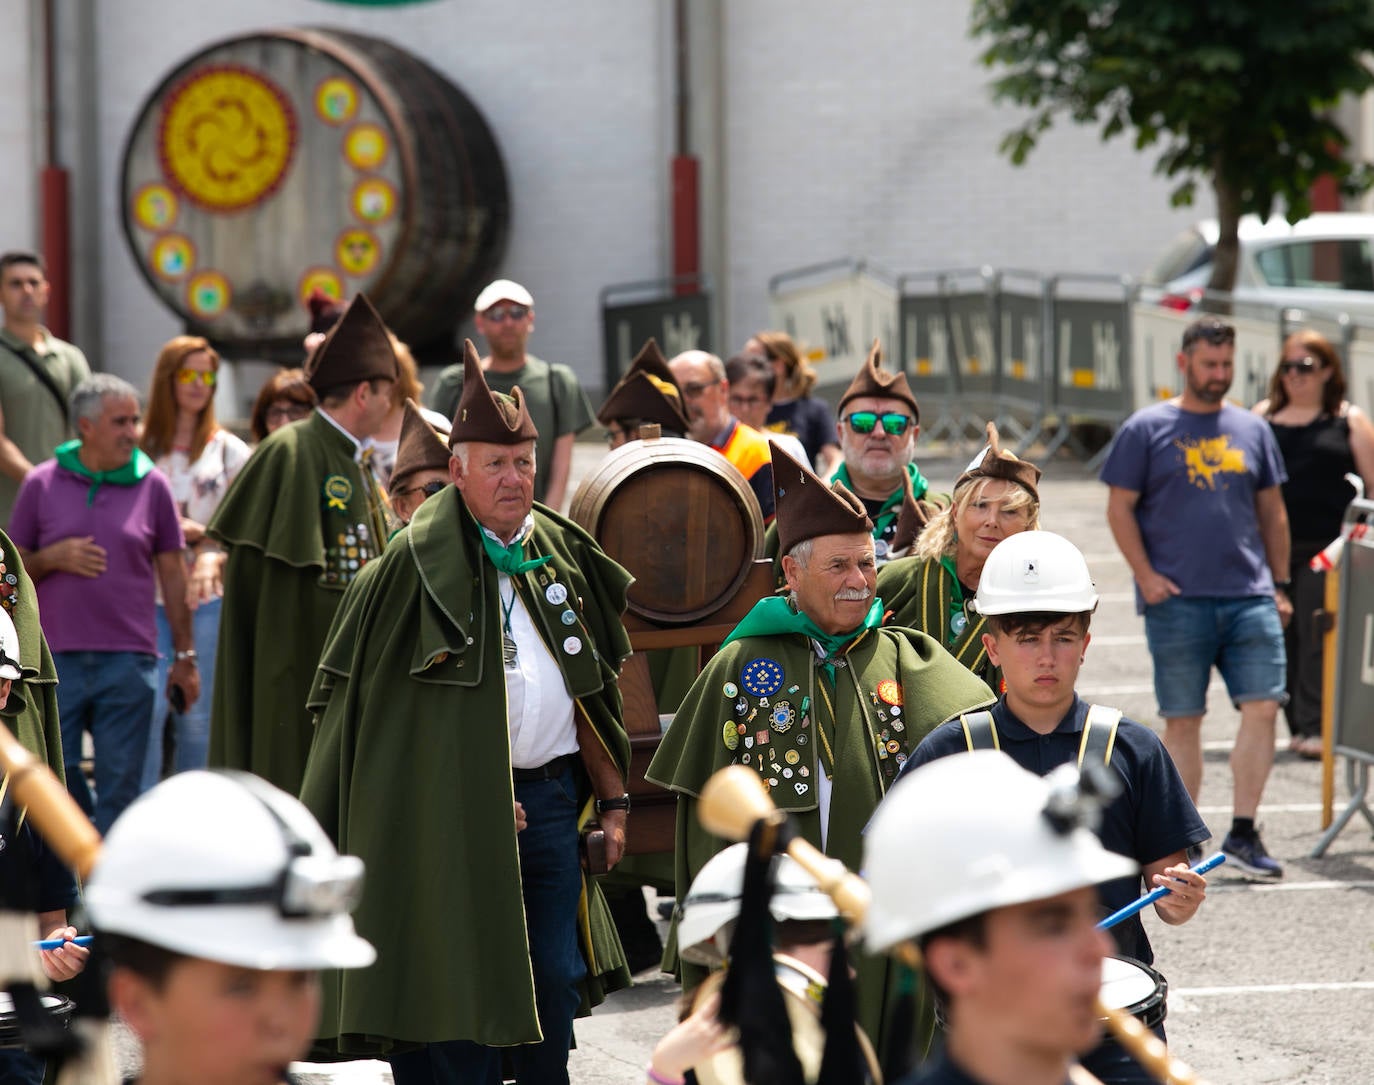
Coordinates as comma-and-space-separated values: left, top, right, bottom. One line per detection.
763, 339, 946, 585
299, 342, 634, 1084
647, 443, 993, 1060
207, 294, 395, 794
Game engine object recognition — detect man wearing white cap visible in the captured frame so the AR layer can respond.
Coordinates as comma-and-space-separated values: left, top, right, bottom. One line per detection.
428, 280, 594, 509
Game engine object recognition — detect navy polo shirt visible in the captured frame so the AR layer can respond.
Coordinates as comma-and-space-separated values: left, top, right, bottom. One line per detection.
0, 821, 79, 914
899, 695, 1209, 964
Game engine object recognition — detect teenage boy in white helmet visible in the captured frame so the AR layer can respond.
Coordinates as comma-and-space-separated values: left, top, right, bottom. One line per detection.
84, 770, 375, 1085
895, 531, 1210, 1085
867, 751, 1139, 1085
649, 842, 880, 1085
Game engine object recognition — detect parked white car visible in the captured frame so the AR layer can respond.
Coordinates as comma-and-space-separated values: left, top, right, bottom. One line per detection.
1143, 212, 1374, 319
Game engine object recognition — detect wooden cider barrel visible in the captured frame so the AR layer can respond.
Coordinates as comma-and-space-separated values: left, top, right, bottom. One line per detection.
570, 435, 766, 625
119, 28, 508, 353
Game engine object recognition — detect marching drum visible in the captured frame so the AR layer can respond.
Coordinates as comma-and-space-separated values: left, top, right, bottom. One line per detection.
0, 991, 74, 1048
1100, 956, 1168, 1030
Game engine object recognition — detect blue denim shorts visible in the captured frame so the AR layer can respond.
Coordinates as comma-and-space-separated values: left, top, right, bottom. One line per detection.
1143, 595, 1287, 717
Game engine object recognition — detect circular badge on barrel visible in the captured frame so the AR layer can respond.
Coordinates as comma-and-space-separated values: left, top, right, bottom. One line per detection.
741, 657, 784, 699
185, 270, 230, 318
876, 679, 903, 707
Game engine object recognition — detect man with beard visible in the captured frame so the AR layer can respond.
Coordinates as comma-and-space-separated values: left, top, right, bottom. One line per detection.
668, 349, 775, 520
1101, 315, 1291, 879
763, 341, 943, 583
647, 445, 992, 1056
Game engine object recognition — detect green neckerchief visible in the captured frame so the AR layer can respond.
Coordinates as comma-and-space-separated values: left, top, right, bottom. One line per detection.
939, 554, 972, 644
54, 439, 153, 506
476, 518, 554, 576
832, 462, 929, 537
725, 595, 884, 681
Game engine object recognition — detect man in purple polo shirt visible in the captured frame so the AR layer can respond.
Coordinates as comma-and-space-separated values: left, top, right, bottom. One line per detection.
9, 374, 197, 833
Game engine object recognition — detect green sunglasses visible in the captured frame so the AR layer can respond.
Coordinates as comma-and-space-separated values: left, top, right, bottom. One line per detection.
845, 411, 912, 436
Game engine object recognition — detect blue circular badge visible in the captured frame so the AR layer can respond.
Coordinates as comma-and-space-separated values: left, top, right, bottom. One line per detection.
741, 657, 784, 699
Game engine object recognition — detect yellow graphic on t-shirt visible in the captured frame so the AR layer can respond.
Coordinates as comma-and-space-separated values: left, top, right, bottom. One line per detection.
1175, 436, 1247, 490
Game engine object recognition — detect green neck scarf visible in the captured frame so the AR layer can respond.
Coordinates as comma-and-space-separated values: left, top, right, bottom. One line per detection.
724, 595, 884, 678
832, 462, 929, 536
55, 440, 154, 506
477, 519, 554, 576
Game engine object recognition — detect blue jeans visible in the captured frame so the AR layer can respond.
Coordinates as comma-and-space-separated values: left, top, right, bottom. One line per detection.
387, 771, 586, 1085
1143, 595, 1286, 717
0, 1049, 45, 1085
141, 598, 221, 789
55, 651, 156, 836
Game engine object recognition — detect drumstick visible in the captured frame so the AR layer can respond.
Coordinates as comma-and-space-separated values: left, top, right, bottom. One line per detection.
1097, 852, 1225, 931
35, 937, 93, 951
698, 765, 1211, 1085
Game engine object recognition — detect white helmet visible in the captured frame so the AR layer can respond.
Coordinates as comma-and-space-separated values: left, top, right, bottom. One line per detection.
0, 607, 21, 680
971, 530, 1099, 616
86, 771, 375, 971
863, 751, 1136, 952
678, 843, 839, 966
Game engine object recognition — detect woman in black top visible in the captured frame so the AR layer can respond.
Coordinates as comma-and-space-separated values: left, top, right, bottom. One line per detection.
745, 331, 841, 475
1254, 330, 1374, 758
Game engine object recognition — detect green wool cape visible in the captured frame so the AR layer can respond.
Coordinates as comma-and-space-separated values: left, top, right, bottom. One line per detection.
0, 528, 63, 778
645, 623, 993, 1054
876, 555, 1004, 693
206, 412, 387, 794
299, 486, 634, 1055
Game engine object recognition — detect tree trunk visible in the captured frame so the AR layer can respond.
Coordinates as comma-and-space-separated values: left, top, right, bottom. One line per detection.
1206, 167, 1242, 314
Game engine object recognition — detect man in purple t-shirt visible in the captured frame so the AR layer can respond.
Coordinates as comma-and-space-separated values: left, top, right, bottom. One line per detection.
9, 374, 197, 833
1100, 316, 1292, 880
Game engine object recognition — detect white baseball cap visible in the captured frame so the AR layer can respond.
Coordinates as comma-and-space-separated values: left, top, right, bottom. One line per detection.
474, 279, 534, 313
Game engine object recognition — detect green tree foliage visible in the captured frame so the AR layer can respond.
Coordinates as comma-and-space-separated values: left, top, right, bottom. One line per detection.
970, 1, 1374, 293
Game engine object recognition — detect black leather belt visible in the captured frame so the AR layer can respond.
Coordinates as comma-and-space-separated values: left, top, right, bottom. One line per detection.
512, 753, 578, 782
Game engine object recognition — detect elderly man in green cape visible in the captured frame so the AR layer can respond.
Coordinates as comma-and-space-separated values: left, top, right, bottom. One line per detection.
647, 444, 993, 1060
299, 341, 635, 1085
206, 294, 394, 794
763, 340, 946, 586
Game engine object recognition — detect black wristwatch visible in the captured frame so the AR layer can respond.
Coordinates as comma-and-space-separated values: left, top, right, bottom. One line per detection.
595, 793, 631, 815
1274, 580, 1292, 592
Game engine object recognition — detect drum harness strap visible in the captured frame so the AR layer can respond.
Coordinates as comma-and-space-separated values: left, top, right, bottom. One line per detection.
958, 703, 1123, 767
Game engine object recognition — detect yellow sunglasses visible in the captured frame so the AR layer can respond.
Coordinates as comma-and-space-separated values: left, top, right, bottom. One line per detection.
176, 368, 217, 387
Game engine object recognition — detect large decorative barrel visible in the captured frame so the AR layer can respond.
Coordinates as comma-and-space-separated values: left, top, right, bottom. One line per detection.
570, 435, 766, 625
119, 28, 508, 351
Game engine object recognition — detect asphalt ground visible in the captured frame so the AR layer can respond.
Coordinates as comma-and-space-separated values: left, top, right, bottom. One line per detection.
118, 439, 1374, 1085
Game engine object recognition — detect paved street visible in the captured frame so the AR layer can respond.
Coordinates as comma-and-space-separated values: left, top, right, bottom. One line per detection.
255, 439, 1374, 1085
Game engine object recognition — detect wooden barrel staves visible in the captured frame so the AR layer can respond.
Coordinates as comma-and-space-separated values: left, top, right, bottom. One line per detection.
119, 28, 508, 352
570, 436, 766, 625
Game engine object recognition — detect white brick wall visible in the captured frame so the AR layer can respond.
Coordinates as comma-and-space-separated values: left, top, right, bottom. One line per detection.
7, 1, 1221, 396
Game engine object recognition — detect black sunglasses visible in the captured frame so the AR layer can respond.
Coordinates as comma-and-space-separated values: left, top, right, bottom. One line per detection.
1181, 318, 1235, 350
395, 479, 447, 499
845, 411, 912, 436
1279, 356, 1322, 375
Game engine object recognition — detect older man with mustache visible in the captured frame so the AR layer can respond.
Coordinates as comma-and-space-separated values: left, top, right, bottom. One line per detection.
647, 445, 993, 1059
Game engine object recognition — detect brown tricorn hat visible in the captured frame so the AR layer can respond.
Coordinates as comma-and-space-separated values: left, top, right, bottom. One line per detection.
954, 421, 1042, 499
390, 399, 452, 493
304, 293, 399, 393
889, 470, 945, 555
448, 339, 539, 446
596, 338, 691, 434
836, 338, 920, 422
772, 444, 874, 558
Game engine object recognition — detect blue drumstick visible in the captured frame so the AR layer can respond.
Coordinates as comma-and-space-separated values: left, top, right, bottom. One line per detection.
34, 935, 93, 951
1097, 852, 1226, 931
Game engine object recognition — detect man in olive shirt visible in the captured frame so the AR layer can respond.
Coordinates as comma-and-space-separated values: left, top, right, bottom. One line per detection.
0, 252, 90, 525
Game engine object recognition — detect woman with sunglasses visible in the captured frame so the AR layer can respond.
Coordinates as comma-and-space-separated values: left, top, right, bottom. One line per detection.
744, 330, 841, 475
876, 423, 1041, 690
138, 336, 251, 787
248, 367, 316, 442
1253, 330, 1374, 759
